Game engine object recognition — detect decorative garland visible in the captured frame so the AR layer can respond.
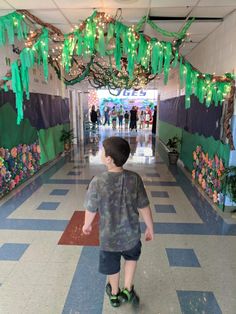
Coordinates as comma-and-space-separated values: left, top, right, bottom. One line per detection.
0, 10, 234, 127
147, 17, 194, 39
0, 12, 28, 46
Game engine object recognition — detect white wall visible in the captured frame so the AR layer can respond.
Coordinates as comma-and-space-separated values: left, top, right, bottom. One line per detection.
186, 10, 236, 75
157, 68, 181, 100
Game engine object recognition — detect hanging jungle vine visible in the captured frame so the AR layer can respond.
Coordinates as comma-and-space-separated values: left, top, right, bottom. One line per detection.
0, 9, 234, 130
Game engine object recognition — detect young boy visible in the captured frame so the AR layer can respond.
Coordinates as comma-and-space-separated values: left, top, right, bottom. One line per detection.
83, 136, 154, 308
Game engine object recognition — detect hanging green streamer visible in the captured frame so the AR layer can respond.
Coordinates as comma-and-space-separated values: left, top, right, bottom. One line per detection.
127, 27, 138, 78
137, 35, 147, 63
163, 42, 172, 85
147, 18, 194, 39
205, 89, 212, 108
158, 43, 163, 74
179, 57, 185, 89
197, 79, 205, 104
114, 22, 122, 70
151, 40, 160, 74
20, 48, 34, 99
62, 35, 70, 73
39, 28, 49, 81
0, 22, 5, 46
98, 27, 105, 56
122, 26, 129, 55
11, 61, 23, 125
0, 12, 28, 46
84, 17, 96, 54
185, 63, 192, 109
172, 50, 179, 68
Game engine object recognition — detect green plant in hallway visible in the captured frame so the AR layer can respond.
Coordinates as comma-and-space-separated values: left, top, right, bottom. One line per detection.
220, 166, 236, 207
60, 129, 75, 152
166, 136, 181, 165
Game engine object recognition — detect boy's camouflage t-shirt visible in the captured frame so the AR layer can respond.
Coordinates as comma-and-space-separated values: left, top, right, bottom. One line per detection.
84, 170, 149, 252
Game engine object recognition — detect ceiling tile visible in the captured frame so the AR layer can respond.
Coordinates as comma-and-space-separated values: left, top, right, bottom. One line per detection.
119, 8, 147, 22
188, 33, 205, 42
188, 21, 221, 34
151, 21, 186, 32
61, 9, 98, 23
143, 23, 184, 40
30, 9, 68, 24
0, 10, 14, 16
100, 0, 150, 9
54, 0, 102, 9
150, 7, 192, 17
6, 0, 57, 9
190, 6, 235, 18
0, 1, 13, 9
55, 23, 71, 34
198, 0, 236, 6
151, 0, 198, 7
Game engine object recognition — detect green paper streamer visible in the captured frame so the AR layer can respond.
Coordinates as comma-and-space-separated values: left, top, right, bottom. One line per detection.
163, 42, 172, 85
98, 27, 105, 56
185, 63, 192, 109
114, 22, 122, 70
147, 18, 194, 39
158, 43, 163, 73
172, 50, 179, 68
0, 12, 27, 46
137, 34, 147, 63
151, 40, 160, 74
84, 18, 96, 53
179, 57, 185, 89
11, 60, 23, 125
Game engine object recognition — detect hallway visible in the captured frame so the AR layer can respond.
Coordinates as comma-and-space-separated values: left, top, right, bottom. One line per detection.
0, 129, 235, 314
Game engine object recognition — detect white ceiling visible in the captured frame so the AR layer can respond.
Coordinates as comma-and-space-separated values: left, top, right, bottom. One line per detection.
0, 0, 236, 56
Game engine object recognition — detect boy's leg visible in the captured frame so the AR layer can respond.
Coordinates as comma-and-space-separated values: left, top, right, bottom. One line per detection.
124, 260, 137, 291
119, 241, 142, 304
108, 272, 120, 295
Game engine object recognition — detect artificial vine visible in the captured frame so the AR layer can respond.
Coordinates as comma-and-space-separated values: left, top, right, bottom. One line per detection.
0, 10, 234, 127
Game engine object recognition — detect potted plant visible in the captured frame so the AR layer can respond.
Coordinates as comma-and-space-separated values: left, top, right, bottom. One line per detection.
166, 136, 181, 165
60, 129, 75, 152
220, 166, 236, 209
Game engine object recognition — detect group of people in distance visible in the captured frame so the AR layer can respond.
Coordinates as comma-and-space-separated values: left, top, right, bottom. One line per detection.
90, 105, 157, 133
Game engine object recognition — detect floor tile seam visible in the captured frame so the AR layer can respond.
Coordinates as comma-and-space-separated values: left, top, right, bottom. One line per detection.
1, 219, 235, 234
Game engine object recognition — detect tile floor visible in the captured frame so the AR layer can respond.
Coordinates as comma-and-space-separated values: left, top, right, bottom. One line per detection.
0, 128, 236, 314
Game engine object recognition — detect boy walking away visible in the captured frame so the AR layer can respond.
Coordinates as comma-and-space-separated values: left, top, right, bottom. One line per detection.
83, 137, 154, 308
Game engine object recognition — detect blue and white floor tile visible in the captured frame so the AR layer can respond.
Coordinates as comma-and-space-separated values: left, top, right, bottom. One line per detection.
0, 128, 236, 313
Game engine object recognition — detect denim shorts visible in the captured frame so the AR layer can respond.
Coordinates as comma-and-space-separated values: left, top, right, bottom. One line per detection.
99, 241, 142, 275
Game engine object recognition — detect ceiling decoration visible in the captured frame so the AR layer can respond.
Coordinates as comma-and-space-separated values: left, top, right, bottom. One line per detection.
0, 9, 234, 138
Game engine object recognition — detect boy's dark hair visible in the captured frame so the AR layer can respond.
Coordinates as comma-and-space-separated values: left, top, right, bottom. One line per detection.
103, 137, 130, 167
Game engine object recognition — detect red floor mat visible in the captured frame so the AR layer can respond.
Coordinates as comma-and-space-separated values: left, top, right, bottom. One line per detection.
58, 211, 99, 246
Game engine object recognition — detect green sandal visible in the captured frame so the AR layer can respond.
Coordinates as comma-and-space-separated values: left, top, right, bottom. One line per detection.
119, 286, 140, 306
105, 283, 121, 308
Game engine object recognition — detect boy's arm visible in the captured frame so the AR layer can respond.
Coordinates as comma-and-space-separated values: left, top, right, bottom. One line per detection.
82, 210, 97, 235
138, 206, 154, 241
